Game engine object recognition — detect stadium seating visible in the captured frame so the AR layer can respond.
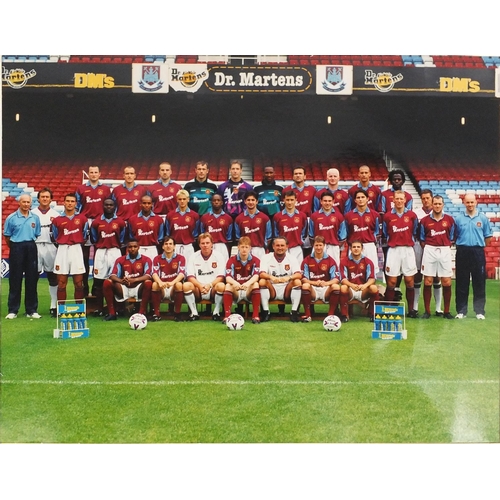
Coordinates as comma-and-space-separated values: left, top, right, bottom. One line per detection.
67, 55, 145, 63
4, 55, 500, 68
175, 56, 198, 64
287, 55, 405, 66
430, 55, 488, 68
144, 55, 170, 63
482, 56, 500, 68
2, 55, 52, 63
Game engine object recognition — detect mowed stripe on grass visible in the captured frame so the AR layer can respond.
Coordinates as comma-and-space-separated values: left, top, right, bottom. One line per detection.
2, 379, 498, 386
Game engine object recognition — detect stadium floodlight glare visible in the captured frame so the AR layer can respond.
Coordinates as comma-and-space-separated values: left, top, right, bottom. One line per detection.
152, 114, 156, 123
461, 116, 466, 125
15, 113, 20, 122
327, 115, 332, 124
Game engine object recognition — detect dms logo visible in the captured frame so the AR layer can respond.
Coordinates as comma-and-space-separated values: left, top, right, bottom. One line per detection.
365, 70, 403, 92
2, 66, 36, 89
138, 65, 165, 92
322, 66, 347, 92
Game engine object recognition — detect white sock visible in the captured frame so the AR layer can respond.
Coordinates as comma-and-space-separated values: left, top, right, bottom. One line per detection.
260, 288, 270, 310
49, 285, 58, 308
290, 287, 301, 310
213, 293, 222, 314
184, 292, 198, 315
413, 284, 421, 311
434, 284, 443, 312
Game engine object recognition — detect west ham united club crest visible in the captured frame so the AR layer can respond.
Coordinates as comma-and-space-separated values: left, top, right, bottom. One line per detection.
138, 65, 165, 92
322, 66, 346, 93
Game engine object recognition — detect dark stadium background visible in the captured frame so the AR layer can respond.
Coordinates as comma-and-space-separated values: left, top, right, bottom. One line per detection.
3, 92, 498, 164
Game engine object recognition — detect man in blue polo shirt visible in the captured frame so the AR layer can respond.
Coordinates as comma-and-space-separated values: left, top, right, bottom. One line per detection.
454, 193, 492, 320
3, 194, 42, 319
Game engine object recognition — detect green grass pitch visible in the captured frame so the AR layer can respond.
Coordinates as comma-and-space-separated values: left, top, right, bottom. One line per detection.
1, 279, 498, 443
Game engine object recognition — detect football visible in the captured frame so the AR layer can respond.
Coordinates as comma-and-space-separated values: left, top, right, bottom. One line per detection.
226, 313, 245, 331
323, 315, 342, 332
129, 313, 148, 330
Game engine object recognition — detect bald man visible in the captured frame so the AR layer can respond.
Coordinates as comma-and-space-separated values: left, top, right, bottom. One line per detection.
454, 194, 492, 320
3, 194, 41, 319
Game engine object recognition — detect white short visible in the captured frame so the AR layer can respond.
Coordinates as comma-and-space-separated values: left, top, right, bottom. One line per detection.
287, 246, 303, 263
213, 242, 229, 262
200, 290, 211, 301
139, 245, 159, 261
251, 246, 266, 261
175, 244, 194, 263
349, 289, 370, 304
160, 286, 175, 301
37, 242, 57, 273
325, 245, 340, 266
54, 245, 86, 275
311, 285, 328, 303
362, 242, 379, 275
235, 289, 252, 303
93, 247, 121, 279
115, 284, 141, 302
421, 246, 453, 278
272, 282, 286, 301
385, 246, 417, 277
414, 242, 423, 269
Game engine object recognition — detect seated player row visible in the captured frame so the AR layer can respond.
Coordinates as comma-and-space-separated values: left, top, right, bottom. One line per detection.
95, 233, 380, 324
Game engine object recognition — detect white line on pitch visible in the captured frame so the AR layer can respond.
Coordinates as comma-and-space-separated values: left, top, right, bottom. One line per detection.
1, 379, 498, 386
